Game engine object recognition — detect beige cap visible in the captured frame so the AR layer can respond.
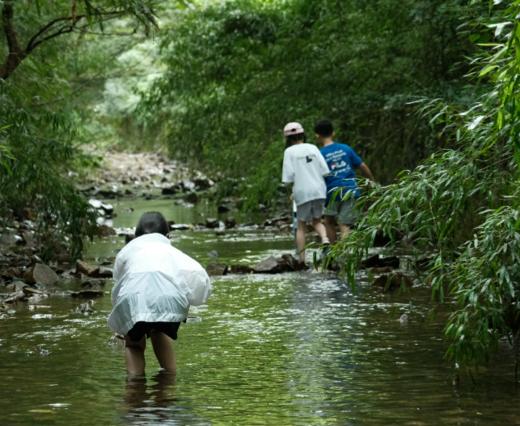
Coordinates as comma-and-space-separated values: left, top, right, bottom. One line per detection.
283, 122, 304, 137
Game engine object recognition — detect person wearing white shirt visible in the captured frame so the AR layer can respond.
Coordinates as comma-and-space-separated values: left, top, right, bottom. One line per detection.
281, 122, 330, 264
108, 211, 211, 376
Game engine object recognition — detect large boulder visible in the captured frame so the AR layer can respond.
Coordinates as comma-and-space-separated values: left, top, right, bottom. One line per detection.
253, 256, 279, 273
24, 263, 59, 286
76, 260, 99, 277
228, 264, 254, 274
205, 218, 219, 229
206, 263, 229, 276
253, 254, 305, 274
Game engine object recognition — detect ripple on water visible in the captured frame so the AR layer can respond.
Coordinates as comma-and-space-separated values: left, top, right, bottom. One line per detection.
1, 208, 520, 424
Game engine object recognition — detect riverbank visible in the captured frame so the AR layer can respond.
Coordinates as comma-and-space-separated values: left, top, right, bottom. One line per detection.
0, 150, 295, 311
1, 150, 419, 314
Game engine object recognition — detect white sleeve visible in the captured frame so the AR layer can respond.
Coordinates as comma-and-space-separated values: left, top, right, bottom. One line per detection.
182, 269, 212, 306
170, 247, 212, 305
282, 150, 294, 183
316, 146, 330, 176
111, 253, 125, 305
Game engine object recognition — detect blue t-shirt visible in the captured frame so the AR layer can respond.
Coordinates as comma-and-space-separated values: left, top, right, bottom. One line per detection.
320, 142, 362, 201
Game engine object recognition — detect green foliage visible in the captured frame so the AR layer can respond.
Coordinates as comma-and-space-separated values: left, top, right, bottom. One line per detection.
0, 0, 166, 257
446, 204, 520, 365
138, 0, 481, 208
329, 0, 520, 368
0, 69, 96, 258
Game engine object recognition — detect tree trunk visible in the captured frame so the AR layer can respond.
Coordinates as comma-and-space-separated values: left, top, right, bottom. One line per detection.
0, 1, 25, 80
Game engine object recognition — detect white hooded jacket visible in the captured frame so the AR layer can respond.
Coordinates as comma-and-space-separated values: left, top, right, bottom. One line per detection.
107, 233, 211, 335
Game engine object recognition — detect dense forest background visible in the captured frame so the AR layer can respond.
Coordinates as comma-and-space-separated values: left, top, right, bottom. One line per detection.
1, 0, 520, 369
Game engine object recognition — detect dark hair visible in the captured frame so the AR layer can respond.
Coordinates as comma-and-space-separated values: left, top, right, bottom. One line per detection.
314, 119, 334, 137
135, 211, 169, 237
285, 132, 306, 148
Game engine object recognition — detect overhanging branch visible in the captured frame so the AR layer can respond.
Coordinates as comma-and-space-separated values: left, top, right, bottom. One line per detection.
0, 2, 141, 80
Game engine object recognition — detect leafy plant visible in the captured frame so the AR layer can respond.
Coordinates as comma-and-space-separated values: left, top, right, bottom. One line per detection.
329, 0, 520, 369
137, 0, 481, 208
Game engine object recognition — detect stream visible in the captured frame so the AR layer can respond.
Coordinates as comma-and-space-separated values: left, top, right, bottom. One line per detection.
0, 198, 519, 425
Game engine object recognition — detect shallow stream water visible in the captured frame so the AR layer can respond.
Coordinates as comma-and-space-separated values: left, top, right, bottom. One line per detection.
1, 198, 519, 425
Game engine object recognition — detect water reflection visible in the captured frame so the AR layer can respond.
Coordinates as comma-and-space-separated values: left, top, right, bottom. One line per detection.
2, 198, 520, 425
123, 372, 179, 425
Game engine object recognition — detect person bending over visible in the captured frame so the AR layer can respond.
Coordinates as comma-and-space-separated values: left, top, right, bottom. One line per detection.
108, 211, 211, 377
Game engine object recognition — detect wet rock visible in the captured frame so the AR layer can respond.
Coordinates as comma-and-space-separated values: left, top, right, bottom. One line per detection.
5, 281, 27, 292
2, 266, 23, 279
161, 185, 180, 195
264, 215, 290, 227
96, 187, 119, 199
80, 277, 106, 288
184, 192, 199, 204
217, 204, 230, 213
170, 224, 192, 231
70, 289, 105, 298
215, 222, 226, 236
181, 180, 196, 192
88, 199, 103, 209
24, 263, 59, 286
205, 218, 219, 229
193, 177, 214, 190
360, 254, 400, 269
0, 231, 18, 247
280, 254, 307, 271
373, 272, 413, 292
4, 290, 26, 303
21, 230, 35, 247
254, 256, 279, 273
228, 264, 254, 274
96, 267, 113, 278
225, 217, 237, 229
96, 224, 116, 237
100, 203, 114, 216
206, 263, 228, 276
253, 254, 304, 273
76, 260, 99, 277
22, 286, 44, 296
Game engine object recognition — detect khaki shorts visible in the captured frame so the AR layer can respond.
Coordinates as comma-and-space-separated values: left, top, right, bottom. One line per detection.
324, 198, 358, 225
296, 199, 325, 222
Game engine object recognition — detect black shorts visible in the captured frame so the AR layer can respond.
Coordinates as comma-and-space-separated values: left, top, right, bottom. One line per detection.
127, 321, 181, 342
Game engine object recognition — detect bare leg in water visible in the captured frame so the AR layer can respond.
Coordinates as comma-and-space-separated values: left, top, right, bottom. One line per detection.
296, 219, 330, 263
150, 331, 176, 374
125, 335, 146, 377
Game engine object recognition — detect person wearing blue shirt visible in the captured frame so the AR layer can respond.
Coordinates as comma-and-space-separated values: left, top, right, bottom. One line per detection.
315, 119, 375, 242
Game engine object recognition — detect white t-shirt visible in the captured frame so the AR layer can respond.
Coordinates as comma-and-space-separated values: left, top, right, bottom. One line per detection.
282, 143, 329, 206
108, 233, 211, 335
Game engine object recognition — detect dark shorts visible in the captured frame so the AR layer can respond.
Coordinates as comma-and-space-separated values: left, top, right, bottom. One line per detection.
127, 321, 181, 342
